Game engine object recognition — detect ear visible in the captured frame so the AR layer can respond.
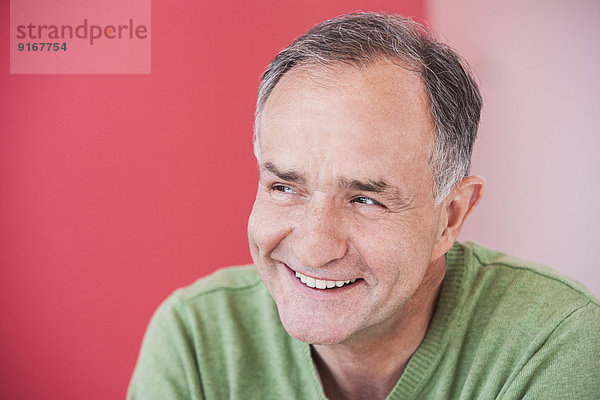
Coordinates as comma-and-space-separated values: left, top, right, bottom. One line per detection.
432, 176, 485, 259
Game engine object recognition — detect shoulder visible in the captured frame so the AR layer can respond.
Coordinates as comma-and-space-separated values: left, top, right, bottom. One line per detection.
452, 241, 599, 310
443, 243, 600, 349
156, 264, 276, 333
173, 264, 264, 302
445, 241, 599, 362
433, 242, 600, 398
132, 266, 314, 399
128, 265, 296, 399
449, 241, 599, 337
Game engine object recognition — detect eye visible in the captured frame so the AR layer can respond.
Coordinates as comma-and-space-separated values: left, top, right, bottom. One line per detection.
268, 183, 300, 204
271, 184, 296, 194
352, 196, 384, 207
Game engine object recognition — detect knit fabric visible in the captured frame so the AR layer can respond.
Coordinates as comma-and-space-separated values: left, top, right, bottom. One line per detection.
128, 242, 600, 399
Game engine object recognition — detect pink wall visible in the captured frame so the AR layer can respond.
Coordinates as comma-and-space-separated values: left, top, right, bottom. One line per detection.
0, 1, 426, 399
430, 0, 600, 297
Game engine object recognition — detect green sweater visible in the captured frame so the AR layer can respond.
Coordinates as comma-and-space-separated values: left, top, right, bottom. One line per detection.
128, 242, 600, 399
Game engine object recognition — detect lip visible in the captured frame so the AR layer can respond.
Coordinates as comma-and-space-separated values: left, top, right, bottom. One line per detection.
282, 263, 363, 297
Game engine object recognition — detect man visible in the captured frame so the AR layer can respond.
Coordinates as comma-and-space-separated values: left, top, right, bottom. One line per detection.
128, 12, 599, 399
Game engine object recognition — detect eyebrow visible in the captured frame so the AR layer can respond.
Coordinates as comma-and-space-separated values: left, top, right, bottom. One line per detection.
262, 162, 307, 184
338, 178, 390, 194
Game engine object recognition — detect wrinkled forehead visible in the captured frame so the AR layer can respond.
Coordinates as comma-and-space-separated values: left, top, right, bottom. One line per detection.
258, 61, 437, 193
260, 60, 435, 154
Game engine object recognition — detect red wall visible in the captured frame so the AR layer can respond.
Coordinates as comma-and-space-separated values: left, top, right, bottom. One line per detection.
0, 1, 425, 398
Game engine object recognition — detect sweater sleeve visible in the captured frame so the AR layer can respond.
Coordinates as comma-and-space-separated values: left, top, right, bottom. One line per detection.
127, 293, 204, 400
502, 300, 600, 400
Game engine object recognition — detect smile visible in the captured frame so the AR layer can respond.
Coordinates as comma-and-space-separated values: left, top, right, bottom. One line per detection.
295, 271, 357, 289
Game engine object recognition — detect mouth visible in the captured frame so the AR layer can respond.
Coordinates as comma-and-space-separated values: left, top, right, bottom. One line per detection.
294, 270, 359, 290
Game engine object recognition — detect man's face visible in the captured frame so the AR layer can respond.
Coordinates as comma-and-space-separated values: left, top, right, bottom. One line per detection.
248, 61, 447, 346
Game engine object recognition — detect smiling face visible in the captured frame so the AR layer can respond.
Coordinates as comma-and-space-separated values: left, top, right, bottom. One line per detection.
248, 61, 450, 346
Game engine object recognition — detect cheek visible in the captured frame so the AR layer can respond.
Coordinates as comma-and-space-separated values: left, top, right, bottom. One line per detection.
247, 198, 291, 261
351, 216, 437, 283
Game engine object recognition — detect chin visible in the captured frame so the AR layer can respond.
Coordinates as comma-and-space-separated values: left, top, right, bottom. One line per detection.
277, 308, 357, 346
283, 324, 350, 346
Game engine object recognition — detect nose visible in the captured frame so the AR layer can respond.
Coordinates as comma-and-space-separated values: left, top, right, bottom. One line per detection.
289, 201, 348, 270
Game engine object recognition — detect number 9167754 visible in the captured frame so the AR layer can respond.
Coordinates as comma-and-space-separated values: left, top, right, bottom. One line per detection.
18, 42, 67, 51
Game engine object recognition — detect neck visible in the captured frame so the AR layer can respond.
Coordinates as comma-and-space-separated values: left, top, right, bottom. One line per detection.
311, 257, 446, 400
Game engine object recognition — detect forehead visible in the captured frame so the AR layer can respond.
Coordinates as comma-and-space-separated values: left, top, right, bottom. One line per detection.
259, 61, 436, 190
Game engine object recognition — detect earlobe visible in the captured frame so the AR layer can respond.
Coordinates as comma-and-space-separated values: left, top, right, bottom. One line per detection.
435, 176, 485, 257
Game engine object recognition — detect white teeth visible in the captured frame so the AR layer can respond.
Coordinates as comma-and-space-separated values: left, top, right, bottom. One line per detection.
294, 271, 358, 289
296, 272, 307, 284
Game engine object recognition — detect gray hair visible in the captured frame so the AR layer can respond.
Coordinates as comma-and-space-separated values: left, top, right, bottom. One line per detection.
253, 12, 482, 203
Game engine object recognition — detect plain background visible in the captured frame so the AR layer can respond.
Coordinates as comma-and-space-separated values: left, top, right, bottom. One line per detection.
432, 0, 600, 298
1, 1, 597, 399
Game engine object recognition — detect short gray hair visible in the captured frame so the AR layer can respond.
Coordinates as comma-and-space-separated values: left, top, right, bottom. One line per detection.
253, 12, 482, 203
